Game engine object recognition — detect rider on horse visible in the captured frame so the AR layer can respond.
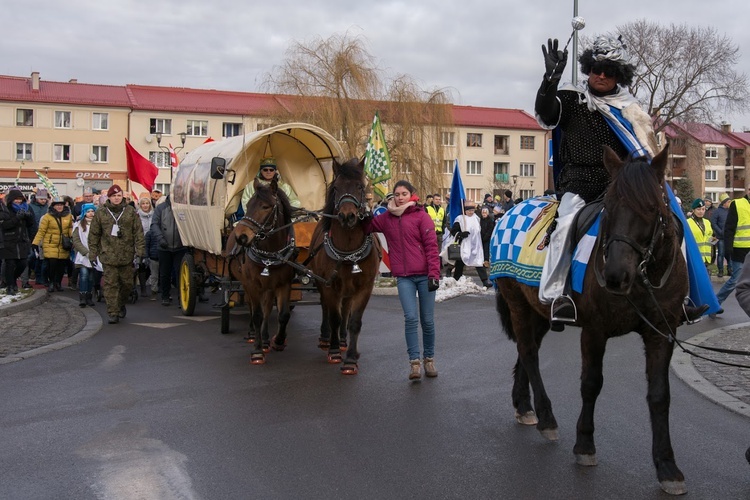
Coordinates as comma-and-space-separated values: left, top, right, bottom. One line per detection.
535, 34, 708, 329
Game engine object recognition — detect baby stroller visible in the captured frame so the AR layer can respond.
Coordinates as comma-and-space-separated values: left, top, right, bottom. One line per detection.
130, 257, 151, 303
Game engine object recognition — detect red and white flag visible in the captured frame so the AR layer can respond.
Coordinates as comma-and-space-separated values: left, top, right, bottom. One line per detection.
168, 144, 179, 171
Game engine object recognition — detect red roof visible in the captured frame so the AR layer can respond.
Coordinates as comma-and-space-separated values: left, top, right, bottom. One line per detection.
452, 106, 542, 130
0, 74, 543, 129
665, 121, 747, 148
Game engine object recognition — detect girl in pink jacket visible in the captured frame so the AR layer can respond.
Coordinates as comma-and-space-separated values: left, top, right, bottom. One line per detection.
368, 180, 441, 381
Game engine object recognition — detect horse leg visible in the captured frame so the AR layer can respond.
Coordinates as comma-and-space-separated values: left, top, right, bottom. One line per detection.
514, 314, 558, 439
271, 287, 291, 352
318, 299, 332, 350
341, 293, 370, 375
643, 332, 686, 495
259, 292, 273, 354
574, 328, 607, 465
512, 356, 537, 426
249, 298, 266, 364
339, 296, 352, 351
326, 306, 343, 364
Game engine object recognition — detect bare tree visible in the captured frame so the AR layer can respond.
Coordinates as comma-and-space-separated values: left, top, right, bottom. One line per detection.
615, 19, 749, 132
262, 32, 454, 195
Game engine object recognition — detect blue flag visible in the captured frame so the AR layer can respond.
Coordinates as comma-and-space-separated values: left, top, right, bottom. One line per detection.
449, 159, 465, 225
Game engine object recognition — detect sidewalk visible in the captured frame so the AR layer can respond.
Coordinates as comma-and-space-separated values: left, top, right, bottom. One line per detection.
0, 288, 102, 364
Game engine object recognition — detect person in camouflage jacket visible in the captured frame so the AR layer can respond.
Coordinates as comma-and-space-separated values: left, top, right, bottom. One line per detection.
88, 185, 145, 324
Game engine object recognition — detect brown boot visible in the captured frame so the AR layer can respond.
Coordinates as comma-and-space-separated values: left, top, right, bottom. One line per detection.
408, 359, 422, 380
424, 357, 438, 378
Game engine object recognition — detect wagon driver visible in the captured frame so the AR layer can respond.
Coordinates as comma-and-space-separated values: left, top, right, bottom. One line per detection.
241, 157, 301, 210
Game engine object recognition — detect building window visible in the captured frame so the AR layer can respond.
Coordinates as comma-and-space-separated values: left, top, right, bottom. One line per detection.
149, 151, 170, 168
466, 160, 482, 175
187, 120, 208, 137
92, 145, 108, 163
93, 112, 109, 130
467, 133, 482, 148
495, 135, 509, 155
520, 136, 535, 150
705, 147, 719, 159
705, 170, 718, 181
223, 122, 242, 137
519, 189, 535, 200
153, 182, 170, 196
55, 111, 71, 129
494, 162, 509, 182
441, 132, 455, 146
16, 143, 32, 161
150, 118, 172, 135
466, 188, 482, 203
53, 144, 71, 162
442, 160, 453, 174
520, 163, 535, 177
16, 109, 33, 127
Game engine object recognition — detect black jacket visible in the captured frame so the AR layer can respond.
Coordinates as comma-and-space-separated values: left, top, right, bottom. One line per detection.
151, 197, 184, 252
0, 200, 35, 260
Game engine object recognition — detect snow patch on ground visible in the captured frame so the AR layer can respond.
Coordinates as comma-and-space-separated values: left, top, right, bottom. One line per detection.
435, 276, 494, 302
0, 288, 30, 306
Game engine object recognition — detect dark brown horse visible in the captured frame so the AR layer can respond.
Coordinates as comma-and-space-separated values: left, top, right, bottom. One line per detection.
308, 158, 380, 375
495, 146, 689, 495
227, 177, 296, 364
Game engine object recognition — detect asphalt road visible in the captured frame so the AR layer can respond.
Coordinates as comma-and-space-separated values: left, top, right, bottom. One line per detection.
1, 291, 748, 499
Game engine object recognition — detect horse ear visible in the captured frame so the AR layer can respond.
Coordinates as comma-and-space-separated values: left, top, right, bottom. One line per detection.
602, 146, 624, 177
650, 144, 670, 180
332, 159, 341, 178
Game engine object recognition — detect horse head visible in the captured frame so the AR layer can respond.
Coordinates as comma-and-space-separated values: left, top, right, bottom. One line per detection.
326, 158, 366, 230
232, 177, 287, 248
598, 145, 672, 295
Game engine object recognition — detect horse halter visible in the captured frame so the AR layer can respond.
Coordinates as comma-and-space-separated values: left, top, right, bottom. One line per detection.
332, 185, 367, 220
236, 198, 280, 241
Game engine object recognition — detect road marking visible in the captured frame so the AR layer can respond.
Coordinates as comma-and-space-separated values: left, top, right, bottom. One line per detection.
99, 345, 126, 370
131, 323, 187, 329
178, 316, 218, 322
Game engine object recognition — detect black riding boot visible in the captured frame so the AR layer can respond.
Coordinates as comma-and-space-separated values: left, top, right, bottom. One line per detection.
85, 292, 95, 307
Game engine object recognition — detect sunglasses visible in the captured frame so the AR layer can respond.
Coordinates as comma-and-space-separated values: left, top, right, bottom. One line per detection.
590, 64, 616, 78
261, 167, 276, 173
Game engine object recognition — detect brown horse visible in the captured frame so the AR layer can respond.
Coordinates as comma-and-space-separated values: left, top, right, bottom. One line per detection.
308, 158, 380, 375
495, 146, 689, 495
227, 177, 296, 364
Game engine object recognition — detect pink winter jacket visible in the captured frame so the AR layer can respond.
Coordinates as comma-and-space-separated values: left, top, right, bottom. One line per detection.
367, 205, 441, 281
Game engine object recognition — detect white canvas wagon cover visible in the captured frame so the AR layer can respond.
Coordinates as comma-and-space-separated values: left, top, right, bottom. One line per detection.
171, 123, 345, 255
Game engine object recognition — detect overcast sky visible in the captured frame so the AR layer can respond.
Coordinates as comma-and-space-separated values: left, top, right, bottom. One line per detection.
4, 0, 750, 130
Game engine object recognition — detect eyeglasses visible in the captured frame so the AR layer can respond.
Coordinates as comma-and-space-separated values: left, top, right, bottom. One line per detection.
590, 64, 616, 78
261, 168, 276, 173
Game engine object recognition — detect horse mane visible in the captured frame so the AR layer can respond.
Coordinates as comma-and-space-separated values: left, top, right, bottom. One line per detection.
321, 158, 363, 231
251, 182, 293, 224
607, 155, 670, 223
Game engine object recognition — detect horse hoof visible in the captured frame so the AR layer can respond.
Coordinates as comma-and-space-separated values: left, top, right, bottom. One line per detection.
575, 453, 597, 467
271, 336, 287, 351
340, 341, 348, 352
660, 480, 687, 496
250, 356, 265, 365
341, 364, 358, 375
262, 344, 270, 354
514, 410, 538, 426
327, 354, 342, 364
246, 338, 255, 344
539, 428, 559, 441
318, 341, 330, 350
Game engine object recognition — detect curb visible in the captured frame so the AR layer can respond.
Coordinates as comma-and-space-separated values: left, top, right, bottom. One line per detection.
0, 288, 48, 317
670, 322, 750, 419
0, 295, 103, 365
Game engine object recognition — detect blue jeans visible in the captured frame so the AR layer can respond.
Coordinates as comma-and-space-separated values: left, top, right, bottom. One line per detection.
396, 276, 436, 360
716, 258, 744, 304
78, 266, 95, 294
715, 240, 727, 273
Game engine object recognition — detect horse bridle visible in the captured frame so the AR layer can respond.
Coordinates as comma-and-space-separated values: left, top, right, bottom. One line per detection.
235, 198, 280, 241
333, 185, 368, 220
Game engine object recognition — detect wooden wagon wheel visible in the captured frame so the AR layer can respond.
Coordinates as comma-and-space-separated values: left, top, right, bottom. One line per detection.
179, 253, 197, 316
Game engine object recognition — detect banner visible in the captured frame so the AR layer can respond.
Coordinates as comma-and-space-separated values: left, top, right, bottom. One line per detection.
364, 112, 392, 199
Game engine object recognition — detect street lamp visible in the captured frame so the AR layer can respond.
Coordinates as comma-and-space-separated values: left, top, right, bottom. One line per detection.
155, 131, 187, 184
512, 174, 518, 198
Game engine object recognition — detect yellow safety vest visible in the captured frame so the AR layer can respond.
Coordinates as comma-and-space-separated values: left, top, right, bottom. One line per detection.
687, 217, 713, 264
734, 197, 750, 248
426, 205, 445, 233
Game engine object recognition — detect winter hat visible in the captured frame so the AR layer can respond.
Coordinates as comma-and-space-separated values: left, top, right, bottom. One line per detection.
691, 198, 705, 210
107, 184, 123, 197
83, 186, 93, 195
80, 203, 96, 217
504, 190, 512, 198
6, 189, 25, 204
719, 193, 731, 204
36, 188, 49, 200
50, 196, 65, 206
260, 157, 277, 170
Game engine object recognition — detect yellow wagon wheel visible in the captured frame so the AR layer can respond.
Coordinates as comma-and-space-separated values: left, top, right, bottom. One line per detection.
179, 253, 197, 316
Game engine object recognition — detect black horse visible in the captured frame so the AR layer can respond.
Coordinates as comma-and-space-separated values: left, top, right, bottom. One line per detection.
495, 145, 689, 495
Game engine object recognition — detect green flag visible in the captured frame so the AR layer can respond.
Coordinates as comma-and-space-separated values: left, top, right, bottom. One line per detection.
34, 169, 58, 197
364, 112, 391, 198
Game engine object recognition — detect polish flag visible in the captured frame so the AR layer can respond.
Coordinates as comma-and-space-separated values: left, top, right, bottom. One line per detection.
168, 144, 179, 171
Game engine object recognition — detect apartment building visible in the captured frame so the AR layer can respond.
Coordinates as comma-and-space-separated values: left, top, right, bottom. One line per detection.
0, 72, 547, 201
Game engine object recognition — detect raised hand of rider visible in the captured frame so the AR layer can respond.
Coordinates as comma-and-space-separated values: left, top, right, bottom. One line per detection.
542, 38, 567, 81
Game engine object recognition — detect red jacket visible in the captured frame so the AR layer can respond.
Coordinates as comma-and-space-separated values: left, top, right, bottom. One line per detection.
367, 205, 441, 280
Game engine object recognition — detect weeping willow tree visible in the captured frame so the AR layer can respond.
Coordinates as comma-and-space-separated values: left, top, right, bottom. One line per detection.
262, 32, 454, 196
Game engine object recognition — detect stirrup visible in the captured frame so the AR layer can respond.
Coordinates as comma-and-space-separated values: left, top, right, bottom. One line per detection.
550, 295, 577, 324
683, 303, 709, 325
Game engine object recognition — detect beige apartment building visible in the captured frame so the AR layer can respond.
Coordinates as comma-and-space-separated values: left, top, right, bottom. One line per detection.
0, 72, 548, 201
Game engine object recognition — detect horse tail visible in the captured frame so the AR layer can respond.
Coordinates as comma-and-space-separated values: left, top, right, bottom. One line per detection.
494, 287, 516, 342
